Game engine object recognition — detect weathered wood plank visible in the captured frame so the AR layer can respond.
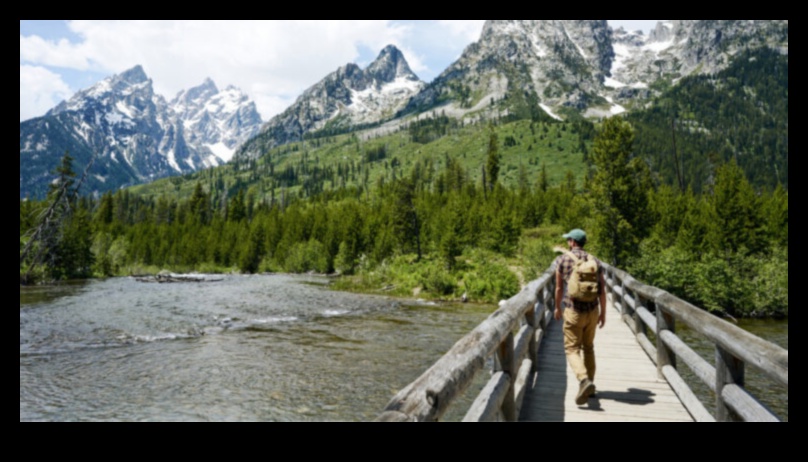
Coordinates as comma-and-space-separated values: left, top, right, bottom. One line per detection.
660, 330, 717, 392
721, 384, 782, 422
637, 332, 658, 366
513, 324, 533, 372
498, 332, 517, 421
528, 410, 693, 423
635, 306, 658, 334
513, 359, 533, 419
463, 372, 510, 422
661, 365, 715, 422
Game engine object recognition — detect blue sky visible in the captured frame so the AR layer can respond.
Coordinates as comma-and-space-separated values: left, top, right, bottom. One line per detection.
20, 20, 661, 123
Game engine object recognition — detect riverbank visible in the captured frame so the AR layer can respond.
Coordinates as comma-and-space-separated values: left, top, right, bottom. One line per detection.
328, 250, 524, 305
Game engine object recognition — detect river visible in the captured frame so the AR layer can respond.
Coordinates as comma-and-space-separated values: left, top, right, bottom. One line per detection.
20, 275, 494, 422
20, 275, 788, 422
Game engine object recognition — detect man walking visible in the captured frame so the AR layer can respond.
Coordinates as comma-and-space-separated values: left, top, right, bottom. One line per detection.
554, 229, 607, 406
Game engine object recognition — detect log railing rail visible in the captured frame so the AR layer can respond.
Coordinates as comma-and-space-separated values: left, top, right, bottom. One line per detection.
376, 267, 558, 422
603, 263, 788, 422
375, 261, 788, 422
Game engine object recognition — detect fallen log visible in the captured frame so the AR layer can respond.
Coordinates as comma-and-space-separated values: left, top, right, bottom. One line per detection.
135, 275, 222, 284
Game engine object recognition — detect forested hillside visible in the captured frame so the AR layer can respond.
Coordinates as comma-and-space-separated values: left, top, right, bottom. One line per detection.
132, 116, 594, 205
21, 115, 787, 318
628, 48, 788, 192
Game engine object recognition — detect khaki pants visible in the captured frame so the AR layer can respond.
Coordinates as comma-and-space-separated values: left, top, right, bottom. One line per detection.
563, 308, 600, 382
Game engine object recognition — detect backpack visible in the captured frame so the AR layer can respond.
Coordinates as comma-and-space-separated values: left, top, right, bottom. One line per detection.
556, 248, 600, 302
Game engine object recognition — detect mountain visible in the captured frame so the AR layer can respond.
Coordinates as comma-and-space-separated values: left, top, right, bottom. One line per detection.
401, 20, 788, 120
130, 19, 787, 209
607, 20, 788, 107
402, 20, 615, 120
236, 45, 424, 160
21, 21, 788, 199
170, 78, 263, 163
19, 66, 262, 199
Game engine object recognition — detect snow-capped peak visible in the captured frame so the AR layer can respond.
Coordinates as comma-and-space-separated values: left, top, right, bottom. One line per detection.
170, 79, 262, 163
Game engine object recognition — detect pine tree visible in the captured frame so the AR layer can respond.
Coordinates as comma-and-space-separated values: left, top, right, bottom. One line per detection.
20, 151, 94, 282
229, 189, 247, 223
538, 163, 549, 193
485, 130, 500, 192
95, 192, 115, 227
189, 182, 210, 225
765, 184, 788, 247
676, 192, 709, 255
389, 178, 422, 260
590, 117, 651, 267
706, 160, 768, 256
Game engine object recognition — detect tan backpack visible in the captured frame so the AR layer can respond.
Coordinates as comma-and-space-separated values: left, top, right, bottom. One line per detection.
556, 248, 600, 302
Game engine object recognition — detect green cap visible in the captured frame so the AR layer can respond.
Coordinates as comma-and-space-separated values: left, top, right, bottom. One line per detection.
562, 229, 587, 244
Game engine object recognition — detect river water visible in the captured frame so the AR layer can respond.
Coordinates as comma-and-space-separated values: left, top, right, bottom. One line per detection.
20, 275, 788, 422
20, 275, 494, 422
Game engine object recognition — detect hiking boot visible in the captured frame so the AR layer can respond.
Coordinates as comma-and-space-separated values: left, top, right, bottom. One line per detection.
576, 379, 596, 405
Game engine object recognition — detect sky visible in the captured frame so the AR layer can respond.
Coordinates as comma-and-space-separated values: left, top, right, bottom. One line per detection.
20, 20, 661, 123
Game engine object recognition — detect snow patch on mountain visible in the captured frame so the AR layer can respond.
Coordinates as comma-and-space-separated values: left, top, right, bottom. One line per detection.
20, 65, 263, 198
237, 45, 424, 160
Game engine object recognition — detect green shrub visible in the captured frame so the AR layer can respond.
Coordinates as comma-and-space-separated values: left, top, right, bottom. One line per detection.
520, 237, 559, 281
420, 264, 457, 296
462, 253, 520, 303
284, 240, 330, 274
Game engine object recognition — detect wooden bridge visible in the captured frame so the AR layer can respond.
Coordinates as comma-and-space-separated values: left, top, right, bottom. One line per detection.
376, 263, 788, 422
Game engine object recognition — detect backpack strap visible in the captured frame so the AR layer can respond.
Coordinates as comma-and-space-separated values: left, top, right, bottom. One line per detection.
553, 246, 584, 264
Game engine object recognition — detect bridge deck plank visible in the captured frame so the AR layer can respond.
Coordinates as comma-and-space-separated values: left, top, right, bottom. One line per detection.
519, 297, 696, 422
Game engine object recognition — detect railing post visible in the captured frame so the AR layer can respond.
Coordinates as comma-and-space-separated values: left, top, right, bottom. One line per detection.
604, 267, 616, 314
716, 346, 745, 422
497, 333, 516, 422
654, 300, 676, 379
632, 288, 645, 340
527, 301, 539, 373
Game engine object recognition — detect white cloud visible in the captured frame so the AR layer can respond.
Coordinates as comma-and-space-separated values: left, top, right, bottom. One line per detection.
22, 20, 419, 120
437, 20, 486, 43
20, 65, 72, 121
20, 34, 91, 69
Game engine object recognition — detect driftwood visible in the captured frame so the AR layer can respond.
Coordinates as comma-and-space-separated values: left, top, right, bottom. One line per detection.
135, 274, 222, 284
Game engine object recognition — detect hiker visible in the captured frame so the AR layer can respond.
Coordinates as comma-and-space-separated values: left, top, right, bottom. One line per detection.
553, 228, 607, 406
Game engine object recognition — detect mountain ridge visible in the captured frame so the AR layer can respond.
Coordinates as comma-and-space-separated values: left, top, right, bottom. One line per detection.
20, 20, 788, 199
20, 67, 262, 199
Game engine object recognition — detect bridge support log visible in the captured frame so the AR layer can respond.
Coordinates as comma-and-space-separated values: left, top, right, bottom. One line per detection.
497, 332, 516, 421
716, 346, 745, 422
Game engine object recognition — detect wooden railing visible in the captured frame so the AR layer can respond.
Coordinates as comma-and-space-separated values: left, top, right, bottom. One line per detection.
375, 261, 788, 422
603, 263, 788, 422
375, 267, 558, 422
